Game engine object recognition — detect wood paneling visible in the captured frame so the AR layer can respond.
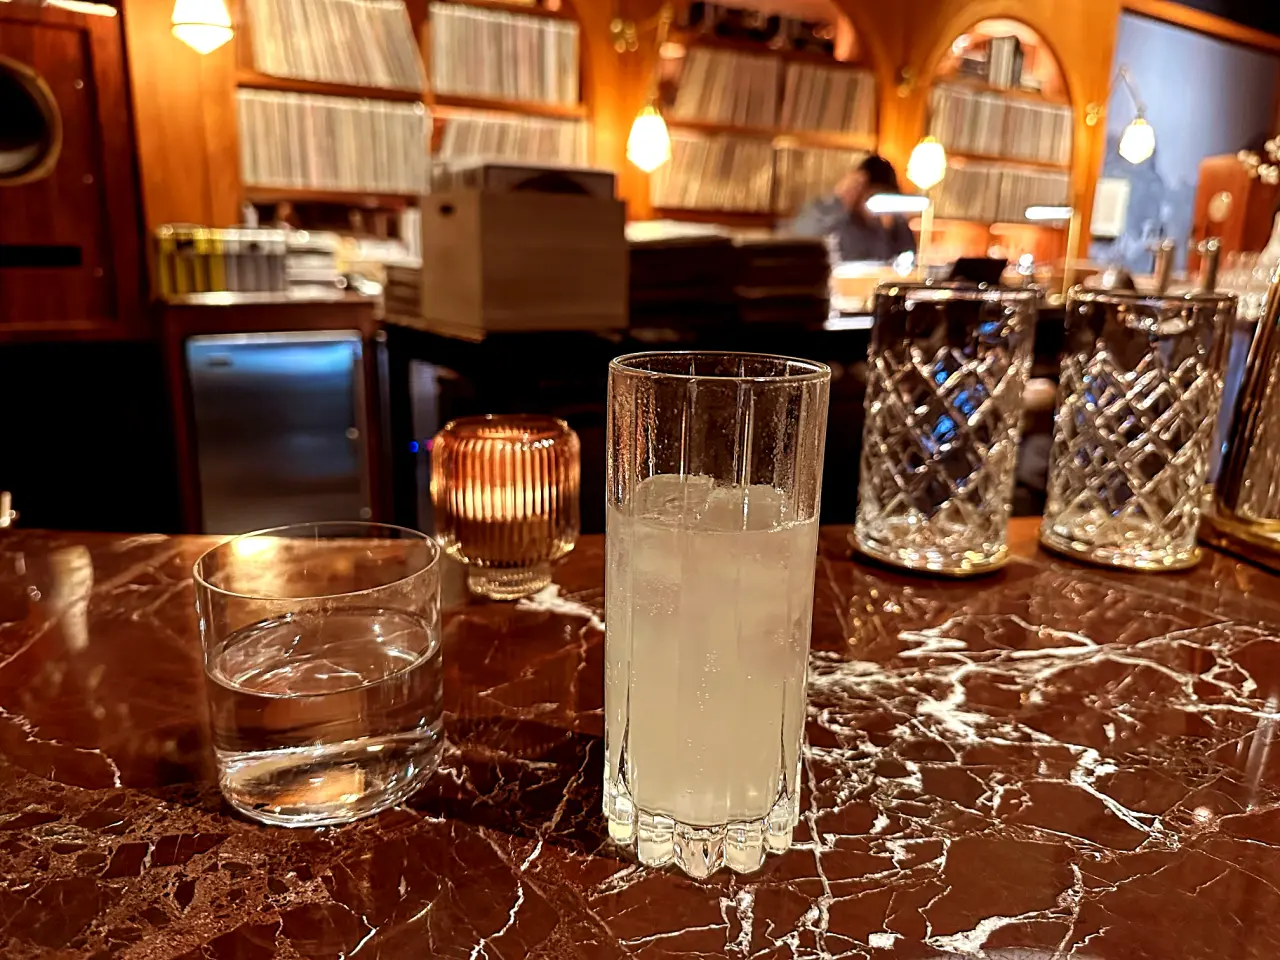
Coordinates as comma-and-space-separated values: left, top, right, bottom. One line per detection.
116, 0, 1147, 258
236, 69, 424, 101
122, 0, 240, 230
0, 3, 144, 340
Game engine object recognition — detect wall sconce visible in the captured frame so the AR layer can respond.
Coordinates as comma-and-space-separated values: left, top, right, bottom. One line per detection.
1118, 118, 1155, 165
627, 102, 672, 174
623, 3, 675, 173
1086, 68, 1155, 164
1115, 66, 1155, 164
171, 0, 233, 55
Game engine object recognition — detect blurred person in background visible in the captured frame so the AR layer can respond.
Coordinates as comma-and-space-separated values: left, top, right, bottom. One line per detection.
789, 154, 915, 263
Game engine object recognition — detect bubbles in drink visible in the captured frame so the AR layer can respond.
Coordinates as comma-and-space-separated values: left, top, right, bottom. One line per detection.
604, 476, 818, 877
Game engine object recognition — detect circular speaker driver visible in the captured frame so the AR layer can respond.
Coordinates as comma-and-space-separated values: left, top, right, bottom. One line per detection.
0, 55, 63, 186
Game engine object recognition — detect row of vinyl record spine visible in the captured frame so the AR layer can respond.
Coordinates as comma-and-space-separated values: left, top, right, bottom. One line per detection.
927, 161, 1070, 223
430, 110, 589, 172
929, 83, 1072, 166
429, 2, 579, 106
237, 89, 428, 194
670, 48, 781, 128
671, 47, 877, 137
650, 133, 775, 212
986, 36, 1023, 90
651, 133, 868, 215
246, 0, 424, 92
779, 63, 876, 136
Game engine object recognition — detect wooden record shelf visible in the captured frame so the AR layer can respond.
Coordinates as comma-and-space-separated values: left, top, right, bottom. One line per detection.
427, 92, 588, 120
243, 187, 418, 210
668, 119, 876, 153
236, 70, 424, 103
936, 76, 1070, 107
670, 31, 865, 68
945, 150, 1071, 171
935, 215, 1067, 229
652, 208, 777, 228
432, 0, 576, 20
773, 129, 877, 152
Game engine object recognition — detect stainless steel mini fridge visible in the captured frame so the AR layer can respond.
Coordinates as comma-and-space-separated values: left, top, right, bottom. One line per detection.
185, 331, 372, 534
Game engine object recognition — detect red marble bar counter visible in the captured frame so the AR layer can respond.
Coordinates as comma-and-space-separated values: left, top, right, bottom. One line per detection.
2, 520, 1280, 958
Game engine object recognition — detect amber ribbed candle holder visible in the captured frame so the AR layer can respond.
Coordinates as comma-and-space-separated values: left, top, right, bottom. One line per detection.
431, 414, 581, 600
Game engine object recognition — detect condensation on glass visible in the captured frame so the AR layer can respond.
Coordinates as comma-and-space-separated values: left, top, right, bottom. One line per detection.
605, 352, 831, 879
854, 283, 1039, 575
1041, 288, 1234, 571
194, 522, 443, 827
431, 414, 580, 600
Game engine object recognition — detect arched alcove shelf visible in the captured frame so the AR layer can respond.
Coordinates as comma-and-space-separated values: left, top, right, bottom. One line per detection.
924, 18, 1077, 262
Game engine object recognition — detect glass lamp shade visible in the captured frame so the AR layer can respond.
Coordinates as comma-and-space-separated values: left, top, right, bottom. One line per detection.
171, 0, 233, 54
627, 104, 672, 174
431, 415, 580, 600
1119, 117, 1155, 165
907, 137, 947, 191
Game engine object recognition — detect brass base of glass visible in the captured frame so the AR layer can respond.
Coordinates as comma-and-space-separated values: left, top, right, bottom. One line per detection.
1198, 501, 1280, 574
850, 530, 1008, 578
466, 562, 552, 600
1038, 525, 1202, 572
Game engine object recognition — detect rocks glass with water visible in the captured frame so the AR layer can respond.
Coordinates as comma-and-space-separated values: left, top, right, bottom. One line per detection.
854, 282, 1039, 575
604, 352, 831, 878
1041, 288, 1234, 570
194, 522, 443, 826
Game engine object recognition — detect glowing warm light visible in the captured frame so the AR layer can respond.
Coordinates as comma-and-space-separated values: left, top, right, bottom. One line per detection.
1024, 205, 1074, 222
171, 0, 233, 54
627, 104, 671, 173
46, 0, 118, 15
866, 193, 930, 215
906, 137, 947, 191
231, 536, 275, 558
1119, 117, 1155, 165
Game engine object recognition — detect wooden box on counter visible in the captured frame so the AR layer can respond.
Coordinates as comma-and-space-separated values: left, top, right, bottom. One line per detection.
410, 190, 628, 340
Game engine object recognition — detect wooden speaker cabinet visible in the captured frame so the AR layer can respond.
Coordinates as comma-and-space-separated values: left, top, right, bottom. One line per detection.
0, 3, 144, 340
1189, 154, 1280, 273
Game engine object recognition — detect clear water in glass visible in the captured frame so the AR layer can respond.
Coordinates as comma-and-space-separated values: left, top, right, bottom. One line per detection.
205, 607, 443, 826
